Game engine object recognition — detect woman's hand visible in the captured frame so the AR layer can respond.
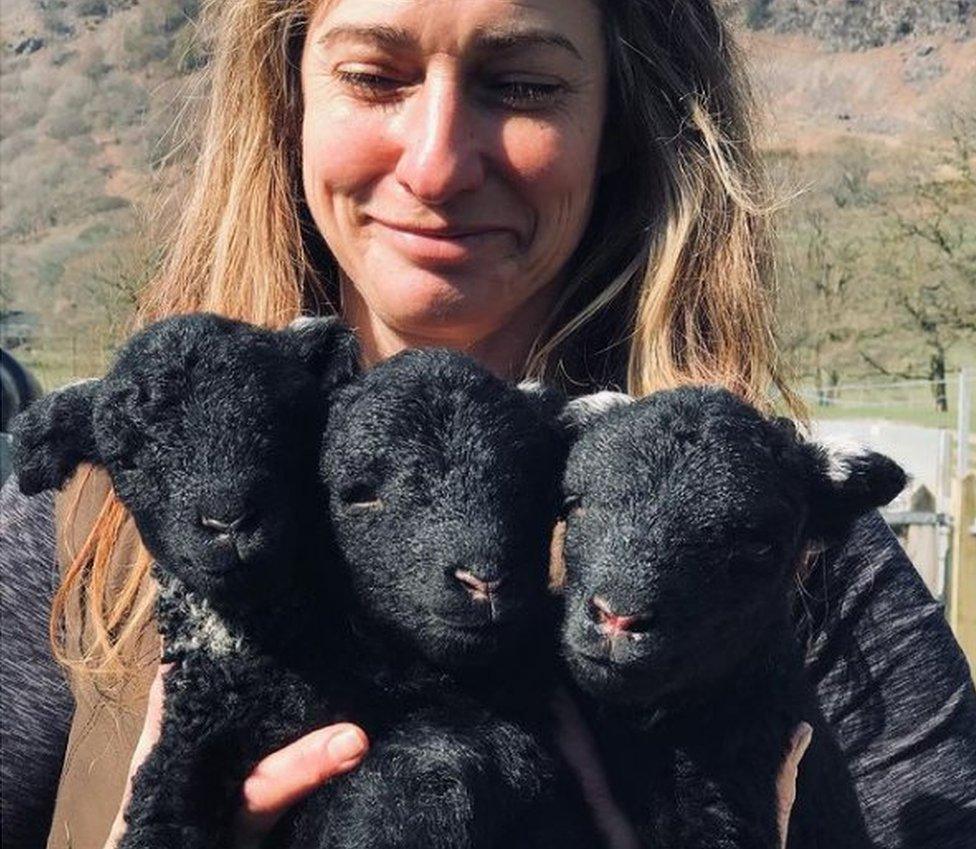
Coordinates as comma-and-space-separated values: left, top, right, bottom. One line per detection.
777, 722, 813, 848
103, 663, 369, 849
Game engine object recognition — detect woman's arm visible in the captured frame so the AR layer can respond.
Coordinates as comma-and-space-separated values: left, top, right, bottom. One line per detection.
797, 511, 976, 848
0, 477, 75, 849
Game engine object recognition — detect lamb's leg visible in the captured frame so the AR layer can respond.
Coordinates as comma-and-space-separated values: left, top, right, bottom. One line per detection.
116, 661, 317, 849
285, 718, 594, 849
115, 715, 250, 849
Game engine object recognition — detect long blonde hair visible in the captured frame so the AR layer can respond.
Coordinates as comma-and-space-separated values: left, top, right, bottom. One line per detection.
52, 0, 801, 687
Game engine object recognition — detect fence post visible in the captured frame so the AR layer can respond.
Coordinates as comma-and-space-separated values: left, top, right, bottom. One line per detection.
959, 367, 972, 478
948, 472, 976, 676
905, 485, 940, 596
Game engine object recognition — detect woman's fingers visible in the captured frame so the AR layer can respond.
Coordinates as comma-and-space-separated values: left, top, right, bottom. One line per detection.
235, 723, 369, 840
776, 722, 813, 849
102, 661, 173, 849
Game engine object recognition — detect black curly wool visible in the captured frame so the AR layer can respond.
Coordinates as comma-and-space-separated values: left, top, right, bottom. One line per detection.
11, 313, 362, 849
559, 386, 907, 849
279, 349, 597, 849
11, 328, 596, 849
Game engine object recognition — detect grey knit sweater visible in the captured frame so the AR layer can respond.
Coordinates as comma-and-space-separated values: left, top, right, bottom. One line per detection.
1, 476, 974, 848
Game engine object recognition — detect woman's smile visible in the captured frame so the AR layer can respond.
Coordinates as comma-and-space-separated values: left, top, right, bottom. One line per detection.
367, 216, 523, 267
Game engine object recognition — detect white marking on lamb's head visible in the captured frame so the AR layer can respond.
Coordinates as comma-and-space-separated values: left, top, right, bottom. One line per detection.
803, 437, 907, 543
62, 377, 100, 390
818, 438, 877, 485
517, 379, 546, 395
560, 392, 634, 431
287, 315, 320, 332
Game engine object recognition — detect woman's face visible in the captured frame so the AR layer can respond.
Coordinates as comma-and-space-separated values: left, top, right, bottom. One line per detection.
301, 0, 607, 351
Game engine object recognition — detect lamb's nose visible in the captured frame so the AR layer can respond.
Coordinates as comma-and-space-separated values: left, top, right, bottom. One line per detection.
454, 569, 504, 600
590, 595, 653, 635
199, 511, 252, 536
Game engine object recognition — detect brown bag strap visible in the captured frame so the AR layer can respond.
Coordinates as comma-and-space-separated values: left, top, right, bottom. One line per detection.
47, 467, 159, 849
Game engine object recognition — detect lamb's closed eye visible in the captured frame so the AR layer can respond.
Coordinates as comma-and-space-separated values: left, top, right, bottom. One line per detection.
561, 494, 584, 518
341, 483, 384, 511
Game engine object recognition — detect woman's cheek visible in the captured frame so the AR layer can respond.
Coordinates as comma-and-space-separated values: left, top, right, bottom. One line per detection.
303, 104, 394, 200
500, 120, 600, 270
499, 119, 570, 184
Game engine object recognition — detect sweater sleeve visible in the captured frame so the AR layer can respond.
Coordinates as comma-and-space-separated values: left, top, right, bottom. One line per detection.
796, 511, 976, 849
0, 475, 74, 849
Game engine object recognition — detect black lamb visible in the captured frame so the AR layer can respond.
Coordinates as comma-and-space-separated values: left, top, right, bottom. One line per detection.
558, 386, 907, 848
276, 348, 599, 849
11, 312, 361, 849
14, 329, 596, 849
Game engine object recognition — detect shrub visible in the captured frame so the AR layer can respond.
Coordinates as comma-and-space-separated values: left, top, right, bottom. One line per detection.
86, 74, 149, 131
45, 111, 92, 141
80, 45, 111, 80
78, 0, 109, 16
169, 23, 209, 74
745, 0, 773, 28
121, 24, 171, 70
85, 195, 131, 214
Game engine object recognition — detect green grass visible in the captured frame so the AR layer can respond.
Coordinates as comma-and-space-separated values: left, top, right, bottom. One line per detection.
799, 374, 975, 430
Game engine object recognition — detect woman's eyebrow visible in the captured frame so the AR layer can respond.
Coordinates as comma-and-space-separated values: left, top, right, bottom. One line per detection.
471, 26, 583, 61
316, 24, 415, 52
315, 23, 582, 61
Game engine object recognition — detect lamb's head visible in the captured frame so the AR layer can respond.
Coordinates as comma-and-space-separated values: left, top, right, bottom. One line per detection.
559, 386, 906, 707
321, 349, 566, 668
12, 313, 359, 605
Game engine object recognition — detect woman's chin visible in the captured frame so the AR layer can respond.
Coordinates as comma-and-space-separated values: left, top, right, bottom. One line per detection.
358, 267, 526, 343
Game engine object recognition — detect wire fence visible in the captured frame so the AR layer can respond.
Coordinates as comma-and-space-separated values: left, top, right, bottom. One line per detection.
796, 371, 975, 431
0, 327, 120, 391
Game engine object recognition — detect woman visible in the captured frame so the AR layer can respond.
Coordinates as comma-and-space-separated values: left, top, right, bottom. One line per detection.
2, 0, 974, 847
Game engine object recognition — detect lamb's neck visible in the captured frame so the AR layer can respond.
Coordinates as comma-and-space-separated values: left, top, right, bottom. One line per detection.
154, 568, 328, 664
600, 618, 803, 733
346, 611, 552, 701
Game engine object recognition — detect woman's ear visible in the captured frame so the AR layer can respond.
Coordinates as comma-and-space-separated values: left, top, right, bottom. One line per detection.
805, 440, 908, 543
286, 315, 361, 391
10, 379, 102, 495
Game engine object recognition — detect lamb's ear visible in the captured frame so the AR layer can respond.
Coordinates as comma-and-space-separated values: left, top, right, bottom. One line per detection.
287, 316, 361, 391
806, 439, 908, 542
516, 380, 568, 424
10, 379, 101, 495
558, 391, 634, 432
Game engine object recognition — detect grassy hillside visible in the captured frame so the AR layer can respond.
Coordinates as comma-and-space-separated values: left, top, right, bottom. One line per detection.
724, 0, 973, 50
0, 0, 205, 384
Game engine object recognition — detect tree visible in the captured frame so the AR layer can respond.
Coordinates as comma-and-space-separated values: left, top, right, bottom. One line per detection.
862, 114, 976, 411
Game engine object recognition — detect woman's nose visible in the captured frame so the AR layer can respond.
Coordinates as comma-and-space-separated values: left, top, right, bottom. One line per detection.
394, 72, 485, 205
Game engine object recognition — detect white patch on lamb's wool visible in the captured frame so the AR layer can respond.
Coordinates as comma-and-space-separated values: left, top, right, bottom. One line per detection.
561, 392, 633, 429
516, 379, 546, 395
181, 596, 246, 658
818, 438, 873, 484
156, 573, 247, 659
288, 315, 320, 332
62, 377, 100, 390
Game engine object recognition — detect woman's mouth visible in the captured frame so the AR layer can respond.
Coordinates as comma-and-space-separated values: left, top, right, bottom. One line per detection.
370, 218, 518, 266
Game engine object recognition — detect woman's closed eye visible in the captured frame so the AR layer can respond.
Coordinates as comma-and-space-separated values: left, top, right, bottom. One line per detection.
335, 67, 567, 112
482, 77, 566, 110
335, 69, 408, 101
340, 483, 384, 511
